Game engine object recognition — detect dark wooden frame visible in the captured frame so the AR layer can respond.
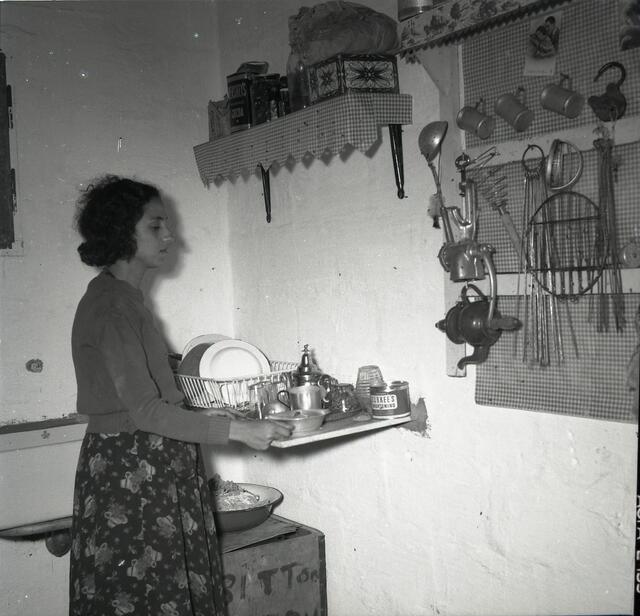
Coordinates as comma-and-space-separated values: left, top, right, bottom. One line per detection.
0, 50, 15, 250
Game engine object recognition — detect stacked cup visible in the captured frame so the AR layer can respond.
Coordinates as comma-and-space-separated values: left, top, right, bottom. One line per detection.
355, 365, 385, 410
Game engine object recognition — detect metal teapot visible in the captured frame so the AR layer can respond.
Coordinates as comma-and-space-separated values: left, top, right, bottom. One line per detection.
436, 284, 521, 369
293, 344, 324, 386
291, 344, 334, 405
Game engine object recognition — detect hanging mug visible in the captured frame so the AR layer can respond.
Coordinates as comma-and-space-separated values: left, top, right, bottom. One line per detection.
540, 73, 584, 119
494, 86, 533, 132
456, 98, 495, 140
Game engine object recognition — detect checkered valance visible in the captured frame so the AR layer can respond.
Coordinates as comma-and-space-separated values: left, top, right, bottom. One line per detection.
193, 92, 412, 184
398, 0, 572, 54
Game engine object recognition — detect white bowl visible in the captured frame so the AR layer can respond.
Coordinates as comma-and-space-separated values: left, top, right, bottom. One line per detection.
268, 408, 328, 435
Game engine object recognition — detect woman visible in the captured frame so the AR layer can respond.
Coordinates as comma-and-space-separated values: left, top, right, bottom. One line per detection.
69, 175, 291, 616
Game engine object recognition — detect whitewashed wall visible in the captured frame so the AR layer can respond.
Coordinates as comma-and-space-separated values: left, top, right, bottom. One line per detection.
0, 3, 235, 614
0, 1, 635, 615
208, 1, 637, 615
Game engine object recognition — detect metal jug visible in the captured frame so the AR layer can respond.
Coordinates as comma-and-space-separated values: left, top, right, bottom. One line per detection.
436, 284, 521, 369
277, 384, 325, 411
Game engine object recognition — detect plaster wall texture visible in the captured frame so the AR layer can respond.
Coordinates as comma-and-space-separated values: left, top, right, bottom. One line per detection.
0, 1, 635, 615
0, 2, 238, 614
212, 1, 637, 615
0, 0, 234, 424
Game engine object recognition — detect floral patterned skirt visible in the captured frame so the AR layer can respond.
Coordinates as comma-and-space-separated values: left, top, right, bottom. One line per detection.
69, 431, 227, 616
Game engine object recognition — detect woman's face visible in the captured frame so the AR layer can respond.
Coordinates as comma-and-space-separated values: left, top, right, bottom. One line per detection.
131, 197, 174, 269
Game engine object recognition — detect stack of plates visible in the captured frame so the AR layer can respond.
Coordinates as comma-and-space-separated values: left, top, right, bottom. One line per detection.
181, 334, 230, 357
179, 334, 270, 380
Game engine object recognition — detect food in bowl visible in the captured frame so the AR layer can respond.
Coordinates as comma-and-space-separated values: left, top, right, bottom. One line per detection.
210, 475, 260, 511
267, 408, 328, 435
208, 474, 283, 533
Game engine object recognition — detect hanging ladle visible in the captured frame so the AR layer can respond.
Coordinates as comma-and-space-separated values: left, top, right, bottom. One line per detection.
419, 121, 455, 244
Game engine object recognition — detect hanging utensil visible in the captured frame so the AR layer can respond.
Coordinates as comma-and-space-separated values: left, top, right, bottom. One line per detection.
526, 191, 606, 297
389, 124, 406, 199
423, 130, 522, 362
259, 164, 272, 223
419, 121, 454, 242
520, 146, 567, 366
594, 132, 625, 332
545, 139, 584, 191
435, 283, 521, 369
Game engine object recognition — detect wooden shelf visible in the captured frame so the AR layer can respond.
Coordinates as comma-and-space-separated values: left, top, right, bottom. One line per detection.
194, 92, 412, 181
193, 92, 413, 221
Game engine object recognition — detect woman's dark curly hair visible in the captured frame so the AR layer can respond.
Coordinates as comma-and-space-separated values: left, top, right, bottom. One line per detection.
75, 175, 160, 267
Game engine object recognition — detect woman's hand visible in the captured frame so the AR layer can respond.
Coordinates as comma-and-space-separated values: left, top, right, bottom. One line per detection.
229, 419, 292, 450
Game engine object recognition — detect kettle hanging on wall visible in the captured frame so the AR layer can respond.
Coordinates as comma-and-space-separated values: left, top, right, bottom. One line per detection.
436, 284, 521, 369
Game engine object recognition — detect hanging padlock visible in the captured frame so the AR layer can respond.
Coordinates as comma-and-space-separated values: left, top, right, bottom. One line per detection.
587, 61, 627, 122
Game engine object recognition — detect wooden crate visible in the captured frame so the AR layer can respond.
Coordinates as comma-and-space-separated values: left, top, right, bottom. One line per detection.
221, 518, 327, 616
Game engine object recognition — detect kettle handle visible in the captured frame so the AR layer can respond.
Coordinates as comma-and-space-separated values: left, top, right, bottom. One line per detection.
461, 282, 486, 302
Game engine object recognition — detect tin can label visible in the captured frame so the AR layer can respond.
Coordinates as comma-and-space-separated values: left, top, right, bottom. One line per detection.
370, 381, 410, 418
371, 393, 398, 411
227, 73, 253, 132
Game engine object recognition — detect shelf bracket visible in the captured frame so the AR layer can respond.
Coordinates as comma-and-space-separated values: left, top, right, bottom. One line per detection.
389, 124, 405, 199
259, 164, 271, 223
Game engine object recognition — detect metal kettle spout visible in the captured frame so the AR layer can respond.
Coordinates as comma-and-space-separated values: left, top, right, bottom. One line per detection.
457, 344, 490, 369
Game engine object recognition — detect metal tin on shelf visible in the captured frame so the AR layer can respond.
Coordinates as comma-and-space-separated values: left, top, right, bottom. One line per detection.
227, 71, 254, 133
369, 381, 411, 419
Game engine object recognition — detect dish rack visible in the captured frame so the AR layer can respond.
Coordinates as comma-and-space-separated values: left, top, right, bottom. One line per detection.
175, 361, 298, 409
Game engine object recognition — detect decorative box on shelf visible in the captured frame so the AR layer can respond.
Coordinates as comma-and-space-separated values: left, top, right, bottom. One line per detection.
308, 53, 399, 105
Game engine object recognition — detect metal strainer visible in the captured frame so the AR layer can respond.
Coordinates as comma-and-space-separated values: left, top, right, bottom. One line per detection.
545, 139, 583, 191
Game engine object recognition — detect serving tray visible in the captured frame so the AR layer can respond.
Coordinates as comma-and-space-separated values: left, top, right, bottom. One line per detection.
270, 414, 411, 448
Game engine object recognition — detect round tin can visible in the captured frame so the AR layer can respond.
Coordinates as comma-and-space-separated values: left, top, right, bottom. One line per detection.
370, 381, 410, 419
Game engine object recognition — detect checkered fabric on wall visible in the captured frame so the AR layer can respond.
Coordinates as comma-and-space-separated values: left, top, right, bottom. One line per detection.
462, 0, 640, 147
463, 0, 640, 421
476, 294, 640, 422
473, 140, 640, 274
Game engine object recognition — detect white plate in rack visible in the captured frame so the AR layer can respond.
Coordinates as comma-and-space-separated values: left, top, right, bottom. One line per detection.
181, 334, 230, 358
198, 339, 270, 380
